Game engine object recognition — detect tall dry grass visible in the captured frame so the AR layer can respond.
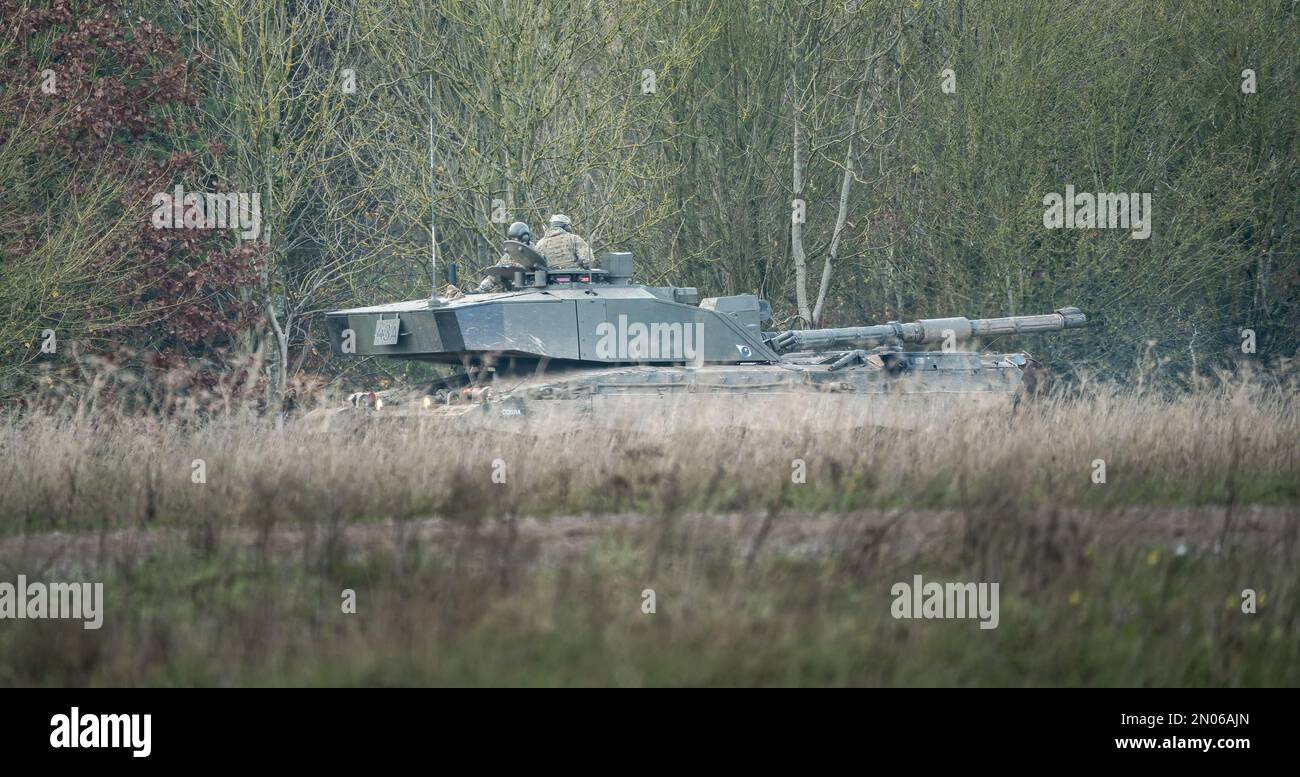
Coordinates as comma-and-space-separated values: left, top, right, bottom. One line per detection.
2, 377, 1296, 535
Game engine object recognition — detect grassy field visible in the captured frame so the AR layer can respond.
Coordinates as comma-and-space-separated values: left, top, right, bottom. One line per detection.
1, 378, 1297, 686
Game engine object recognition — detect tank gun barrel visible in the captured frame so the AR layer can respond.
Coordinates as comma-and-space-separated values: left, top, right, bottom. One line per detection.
768, 307, 1086, 354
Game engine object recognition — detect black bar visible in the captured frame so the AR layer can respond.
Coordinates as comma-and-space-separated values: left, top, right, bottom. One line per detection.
2, 689, 1285, 766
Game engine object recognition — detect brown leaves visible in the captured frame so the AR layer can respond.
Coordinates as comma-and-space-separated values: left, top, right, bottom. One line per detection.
3, 0, 265, 390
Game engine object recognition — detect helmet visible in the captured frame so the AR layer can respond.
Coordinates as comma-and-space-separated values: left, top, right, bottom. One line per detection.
548, 213, 572, 232
507, 221, 532, 245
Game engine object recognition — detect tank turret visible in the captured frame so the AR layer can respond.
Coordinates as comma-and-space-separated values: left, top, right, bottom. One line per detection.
325, 246, 779, 366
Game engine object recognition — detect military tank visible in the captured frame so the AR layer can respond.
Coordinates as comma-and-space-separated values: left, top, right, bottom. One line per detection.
309, 242, 1087, 431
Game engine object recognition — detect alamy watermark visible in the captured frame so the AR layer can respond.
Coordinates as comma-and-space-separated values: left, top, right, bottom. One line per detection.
891, 575, 999, 630
50, 707, 151, 757
1043, 185, 1151, 239
0, 575, 103, 629
595, 314, 705, 361
151, 184, 262, 240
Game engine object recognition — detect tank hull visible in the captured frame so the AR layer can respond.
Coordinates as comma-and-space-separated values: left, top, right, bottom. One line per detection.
303, 359, 1035, 432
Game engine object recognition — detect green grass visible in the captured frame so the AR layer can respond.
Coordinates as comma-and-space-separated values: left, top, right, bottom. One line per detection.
3, 522, 1295, 687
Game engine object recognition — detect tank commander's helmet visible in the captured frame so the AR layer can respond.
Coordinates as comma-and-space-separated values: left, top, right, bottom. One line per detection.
548, 213, 573, 232
507, 221, 532, 245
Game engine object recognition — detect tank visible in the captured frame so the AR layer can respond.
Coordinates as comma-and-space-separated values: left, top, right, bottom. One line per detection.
309, 242, 1088, 430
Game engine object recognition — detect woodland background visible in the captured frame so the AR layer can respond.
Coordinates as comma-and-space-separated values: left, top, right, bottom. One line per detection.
3, 0, 1297, 405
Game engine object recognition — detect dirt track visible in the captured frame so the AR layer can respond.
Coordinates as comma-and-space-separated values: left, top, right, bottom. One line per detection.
2, 505, 1293, 568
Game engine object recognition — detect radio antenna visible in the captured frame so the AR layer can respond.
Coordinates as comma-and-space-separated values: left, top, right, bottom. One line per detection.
429, 74, 438, 297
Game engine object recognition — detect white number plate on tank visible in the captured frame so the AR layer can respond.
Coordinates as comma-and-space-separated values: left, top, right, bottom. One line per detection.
373, 318, 400, 346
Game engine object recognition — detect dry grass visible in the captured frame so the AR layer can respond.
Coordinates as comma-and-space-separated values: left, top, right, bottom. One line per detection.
0, 377, 1297, 686
3, 378, 1296, 534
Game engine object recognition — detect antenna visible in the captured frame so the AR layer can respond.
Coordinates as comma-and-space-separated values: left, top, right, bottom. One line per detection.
428, 75, 437, 297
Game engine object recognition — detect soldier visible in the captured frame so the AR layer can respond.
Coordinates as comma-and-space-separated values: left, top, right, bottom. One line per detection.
535, 213, 595, 269
477, 221, 532, 293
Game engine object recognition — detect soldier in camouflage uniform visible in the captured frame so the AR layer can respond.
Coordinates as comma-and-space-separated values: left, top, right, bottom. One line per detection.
477, 221, 533, 293
535, 213, 595, 269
